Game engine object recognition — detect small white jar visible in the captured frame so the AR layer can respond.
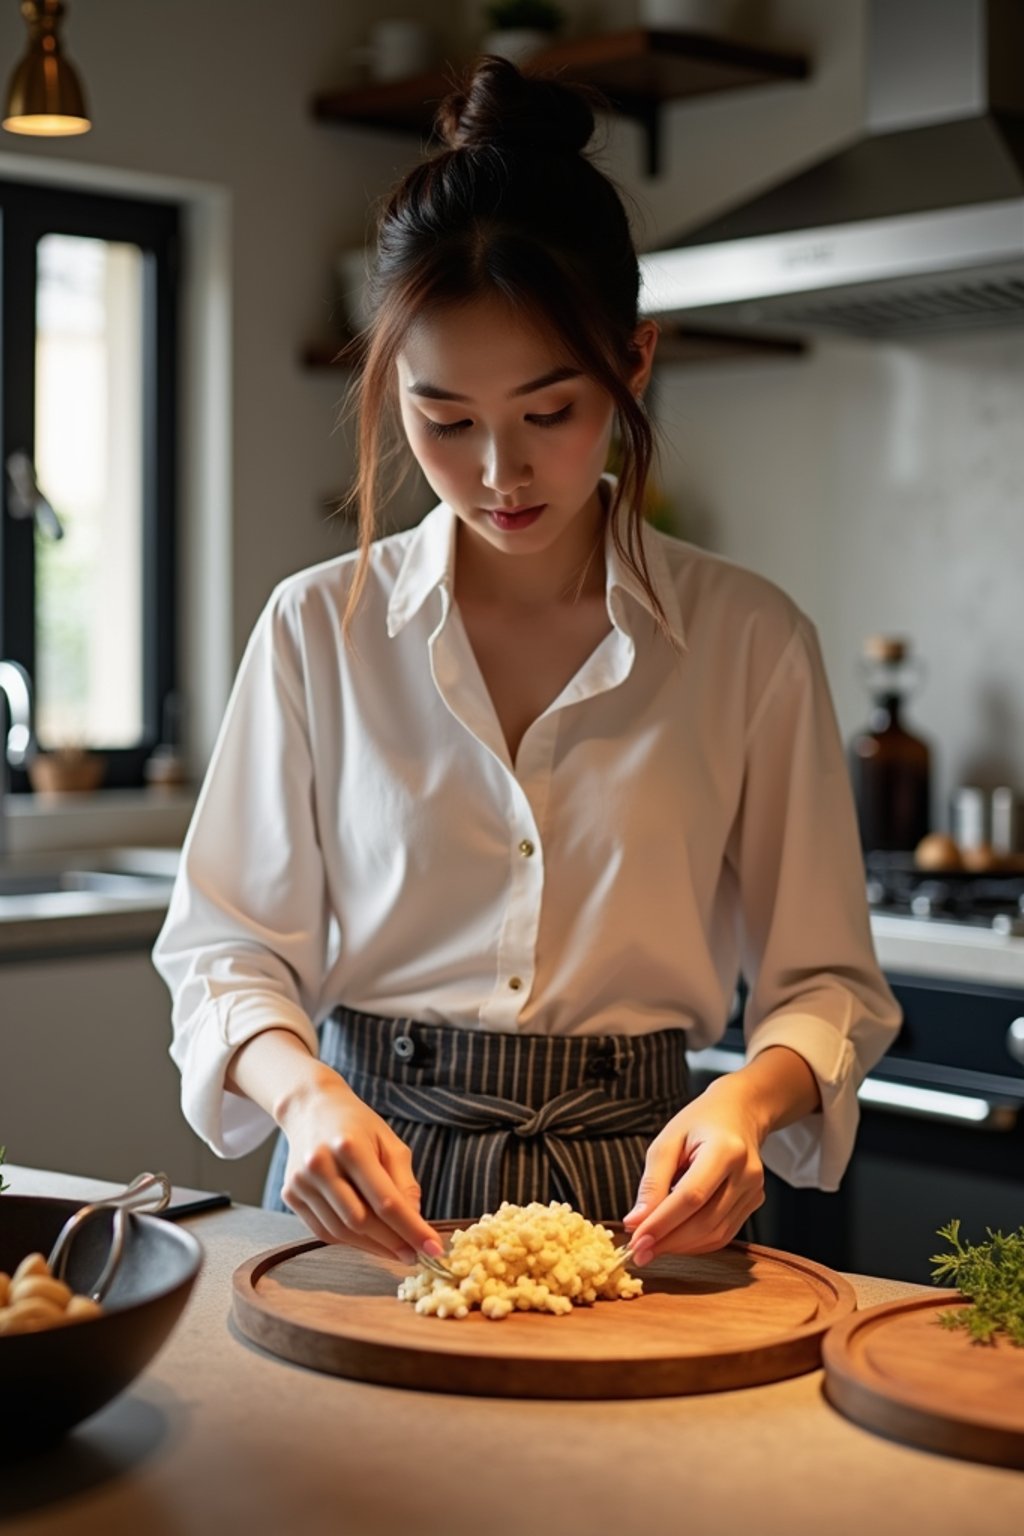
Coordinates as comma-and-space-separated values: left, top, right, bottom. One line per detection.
638, 0, 734, 28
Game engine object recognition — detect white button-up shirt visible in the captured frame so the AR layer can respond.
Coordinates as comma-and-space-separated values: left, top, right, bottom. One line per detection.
153, 479, 900, 1189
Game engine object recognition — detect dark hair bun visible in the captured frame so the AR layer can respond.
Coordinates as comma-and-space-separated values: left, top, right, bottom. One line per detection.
435, 55, 595, 158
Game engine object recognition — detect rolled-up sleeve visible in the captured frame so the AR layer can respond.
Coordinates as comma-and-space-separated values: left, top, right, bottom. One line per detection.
152, 587, 329, 1158
730, 616, 902, 1190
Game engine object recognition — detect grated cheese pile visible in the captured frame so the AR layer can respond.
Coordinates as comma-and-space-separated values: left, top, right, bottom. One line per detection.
397, 1200, 643, 1321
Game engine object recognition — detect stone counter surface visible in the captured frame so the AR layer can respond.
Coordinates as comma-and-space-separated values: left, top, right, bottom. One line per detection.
2, 1168, 1022, 1535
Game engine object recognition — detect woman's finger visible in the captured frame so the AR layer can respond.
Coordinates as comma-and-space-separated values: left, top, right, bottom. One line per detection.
628, 1138, 735, 1249
289, 1152, 419, 1259
332, 1132, 441, 1254
635, 1177, 735, 1258
283, 1192, 337, 1245
287, 1189, 402, 1260
286, 1173, 416, 1260
307, 1144, 379, 1227
654, 1182, 763, 1258
623, 1130, 689, 1229
377, 1131, 423, 1213
284, 1167, 353, 1239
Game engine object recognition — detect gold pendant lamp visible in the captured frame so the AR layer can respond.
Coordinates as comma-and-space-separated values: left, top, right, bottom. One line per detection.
3, 0, 91, 137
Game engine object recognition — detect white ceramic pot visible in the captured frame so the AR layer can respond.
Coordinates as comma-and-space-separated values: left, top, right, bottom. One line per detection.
480, 28, 553, 62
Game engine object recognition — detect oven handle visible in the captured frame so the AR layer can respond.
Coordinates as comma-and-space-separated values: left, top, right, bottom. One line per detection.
688, 1047, 1020, 1131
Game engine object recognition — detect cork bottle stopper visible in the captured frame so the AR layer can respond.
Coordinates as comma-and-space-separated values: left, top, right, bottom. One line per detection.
862, 635, 908, 664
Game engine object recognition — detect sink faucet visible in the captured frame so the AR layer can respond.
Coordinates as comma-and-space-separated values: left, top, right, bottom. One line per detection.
0, 659, 34, 859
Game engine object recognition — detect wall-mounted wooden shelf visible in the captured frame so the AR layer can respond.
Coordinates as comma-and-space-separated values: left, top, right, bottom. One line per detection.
312, 28, 810, 176
655, 325, 807, 364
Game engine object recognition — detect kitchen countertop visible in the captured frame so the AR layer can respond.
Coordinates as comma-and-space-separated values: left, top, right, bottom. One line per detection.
3, 1167, 1021, 1535
0, 903, 168, 961
871, 912, 1024, 989
0, 847, 177, 961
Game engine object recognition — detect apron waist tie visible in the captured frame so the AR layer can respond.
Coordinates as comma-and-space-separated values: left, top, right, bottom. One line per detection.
378, 1080, 674, 1215
380, 1082, 668, 1141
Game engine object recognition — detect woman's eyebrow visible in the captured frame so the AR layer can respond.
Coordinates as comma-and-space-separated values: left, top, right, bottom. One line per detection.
406, 365, 581, 402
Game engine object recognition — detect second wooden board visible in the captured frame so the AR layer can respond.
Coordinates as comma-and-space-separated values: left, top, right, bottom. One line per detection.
233, 1230, 855, 1399
823, 1292, 1024, 1468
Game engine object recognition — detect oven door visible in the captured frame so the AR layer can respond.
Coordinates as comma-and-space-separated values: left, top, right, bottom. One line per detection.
690, 973, 1024, 1283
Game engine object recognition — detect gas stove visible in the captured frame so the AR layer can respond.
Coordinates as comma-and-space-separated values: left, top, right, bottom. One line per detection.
863, 854, 1024, 988
865, 857, 1024, 936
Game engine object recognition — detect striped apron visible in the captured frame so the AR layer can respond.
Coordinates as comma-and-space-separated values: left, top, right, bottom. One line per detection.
263, 1004, 691, 1223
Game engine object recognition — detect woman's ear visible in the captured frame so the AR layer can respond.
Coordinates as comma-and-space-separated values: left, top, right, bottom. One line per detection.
628, 319, 660, 399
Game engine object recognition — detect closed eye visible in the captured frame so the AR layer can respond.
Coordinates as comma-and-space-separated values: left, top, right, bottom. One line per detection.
423, 418, 470, 440
423, 405, 573, 440
528, 405, 572, 429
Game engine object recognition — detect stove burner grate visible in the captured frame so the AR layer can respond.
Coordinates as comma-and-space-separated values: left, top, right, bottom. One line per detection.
865, 854, 1024, 933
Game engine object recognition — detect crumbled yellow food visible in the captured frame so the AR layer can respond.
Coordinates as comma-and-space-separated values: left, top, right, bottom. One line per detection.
397, 1201, 642, 1321
0, 1252, 103, 1336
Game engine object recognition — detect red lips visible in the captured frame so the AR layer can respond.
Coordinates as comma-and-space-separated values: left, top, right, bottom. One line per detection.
486, 505, 546, 531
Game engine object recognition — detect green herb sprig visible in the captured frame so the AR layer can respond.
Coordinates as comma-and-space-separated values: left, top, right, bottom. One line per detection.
0, 1145, 8, 1195
931, 1219, 1024, 1346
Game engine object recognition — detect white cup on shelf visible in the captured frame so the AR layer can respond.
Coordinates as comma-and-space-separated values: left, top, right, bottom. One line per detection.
638, 0, 736, 28
353, 20, 436, 83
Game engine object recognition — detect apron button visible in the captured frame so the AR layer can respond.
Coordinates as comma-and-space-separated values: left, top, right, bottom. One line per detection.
590, 1045, 618, 1080
392, 1034, 417, 1062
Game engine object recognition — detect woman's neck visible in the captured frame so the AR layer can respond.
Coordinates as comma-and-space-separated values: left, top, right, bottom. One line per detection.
454, 484, 608, 611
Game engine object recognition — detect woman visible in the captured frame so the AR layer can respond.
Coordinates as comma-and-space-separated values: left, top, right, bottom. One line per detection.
153, 58, 900, 1270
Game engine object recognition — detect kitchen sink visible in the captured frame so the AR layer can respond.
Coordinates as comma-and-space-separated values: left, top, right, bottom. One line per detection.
0, 847, 178, 923
0, 869, 171, 899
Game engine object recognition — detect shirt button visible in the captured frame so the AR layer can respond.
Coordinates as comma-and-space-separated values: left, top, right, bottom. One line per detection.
508, 977, 523, 992
518, 839, 535, 858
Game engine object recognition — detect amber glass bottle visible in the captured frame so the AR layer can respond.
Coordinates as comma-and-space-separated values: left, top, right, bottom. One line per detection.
848, 636, 932, 853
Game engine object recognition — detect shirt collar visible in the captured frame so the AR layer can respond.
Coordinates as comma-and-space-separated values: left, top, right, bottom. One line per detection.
386, 473, 686, 647
600, 475, 686, 648
386, 499, 456, 638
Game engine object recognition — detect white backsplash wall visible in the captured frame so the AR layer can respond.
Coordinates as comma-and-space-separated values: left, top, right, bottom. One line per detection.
653, 325, 1024, 834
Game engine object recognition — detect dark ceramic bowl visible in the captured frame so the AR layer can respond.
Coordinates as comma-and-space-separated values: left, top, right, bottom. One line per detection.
0, 1195, 202, 1449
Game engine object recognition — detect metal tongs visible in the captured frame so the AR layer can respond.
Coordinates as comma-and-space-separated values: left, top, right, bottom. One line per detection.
47, 1171, 172, 1303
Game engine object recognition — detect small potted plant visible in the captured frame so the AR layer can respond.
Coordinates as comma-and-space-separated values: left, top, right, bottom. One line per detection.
28, 743, 107, 797
481, 0, 565, 63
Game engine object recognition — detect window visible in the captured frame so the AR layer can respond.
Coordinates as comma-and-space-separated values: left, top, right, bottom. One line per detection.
1, 181, 179, 790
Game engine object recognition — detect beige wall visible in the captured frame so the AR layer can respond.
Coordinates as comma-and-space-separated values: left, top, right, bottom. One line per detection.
654, 326, 1024, 832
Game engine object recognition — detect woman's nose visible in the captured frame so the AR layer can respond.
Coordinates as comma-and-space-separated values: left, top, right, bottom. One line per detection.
481, 434, 532, 498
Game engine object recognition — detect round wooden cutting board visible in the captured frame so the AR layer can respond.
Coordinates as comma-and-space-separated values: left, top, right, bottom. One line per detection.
823, 1292, 1024, 1468
232, 1228, 855, 1399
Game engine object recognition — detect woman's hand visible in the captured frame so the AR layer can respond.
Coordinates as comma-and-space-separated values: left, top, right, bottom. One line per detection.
227, 1027, 443, 1261
277, 1064, 444, 1262
622, 1045, 821, 1263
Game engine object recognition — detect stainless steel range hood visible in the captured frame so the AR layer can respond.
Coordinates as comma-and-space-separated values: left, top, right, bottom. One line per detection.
639, 0, 1024, 338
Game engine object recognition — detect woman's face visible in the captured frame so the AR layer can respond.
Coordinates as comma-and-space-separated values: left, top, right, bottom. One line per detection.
396, 296, 651, 560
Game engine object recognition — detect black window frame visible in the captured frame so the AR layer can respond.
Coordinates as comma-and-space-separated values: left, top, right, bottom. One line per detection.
0, 179, 179, 791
